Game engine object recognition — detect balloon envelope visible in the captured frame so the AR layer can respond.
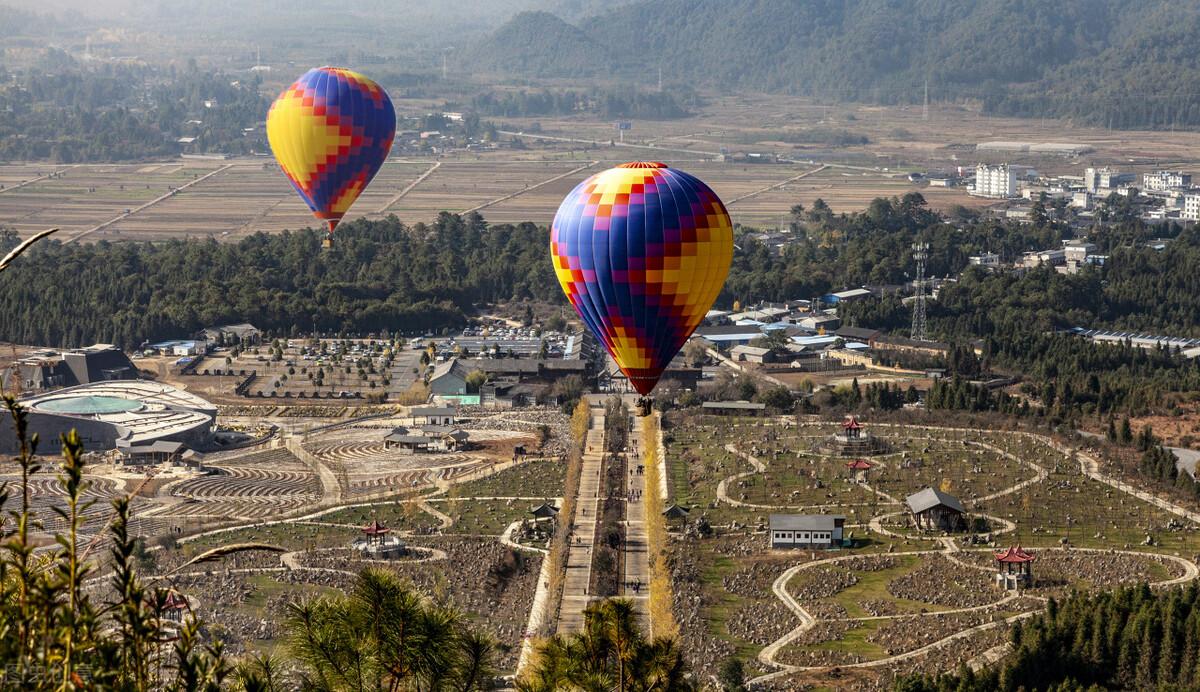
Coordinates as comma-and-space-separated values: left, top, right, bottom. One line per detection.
266, 67, 395, 234
550, 162, 733, 395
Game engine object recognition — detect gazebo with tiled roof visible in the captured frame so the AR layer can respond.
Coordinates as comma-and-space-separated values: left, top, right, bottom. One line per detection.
354, 518, 407, 559
162, 590, 190, 622
994, 545, 1035, 590
846, 458, 873, 483
362, 519, 390, 543
815, 415, 891, 456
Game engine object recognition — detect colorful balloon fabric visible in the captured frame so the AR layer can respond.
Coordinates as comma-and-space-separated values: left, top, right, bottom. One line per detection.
550, 162, 733, 395
266, 67, 395, 234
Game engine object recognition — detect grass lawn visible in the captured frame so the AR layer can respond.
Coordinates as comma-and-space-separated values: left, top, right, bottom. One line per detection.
439, 498, 534, 535
799, 620, 887, 660
315, 500, 438, 533
453, 458, 566, 499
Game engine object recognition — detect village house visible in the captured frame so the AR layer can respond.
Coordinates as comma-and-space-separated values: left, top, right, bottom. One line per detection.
768, 514, 845, 549
906, 487, 967, 532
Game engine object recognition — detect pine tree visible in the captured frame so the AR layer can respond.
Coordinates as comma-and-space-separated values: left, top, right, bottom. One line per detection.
1120, 417, 1133, 445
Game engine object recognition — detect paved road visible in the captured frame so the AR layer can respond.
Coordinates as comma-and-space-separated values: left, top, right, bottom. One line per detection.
558, 407, 605, 634
622, 404, 650, 630
1076, 429, 1200, 478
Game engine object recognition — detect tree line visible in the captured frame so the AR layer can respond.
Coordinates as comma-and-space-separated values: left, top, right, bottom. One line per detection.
898, 584, 1200, 691
5, 190, 1200, 424
0, 213, 558, 350
460, 87, 695, 120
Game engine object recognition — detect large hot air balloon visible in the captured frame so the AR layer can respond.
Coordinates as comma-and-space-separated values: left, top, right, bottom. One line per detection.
266, 67, 396, 245
550, 162, 733, 397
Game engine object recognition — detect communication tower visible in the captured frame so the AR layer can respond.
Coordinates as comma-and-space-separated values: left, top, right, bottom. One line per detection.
911, 242, 929, 341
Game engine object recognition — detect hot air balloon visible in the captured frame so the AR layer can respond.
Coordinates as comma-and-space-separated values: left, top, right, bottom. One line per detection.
266, 67, 396, 246
550, 162, 733, 401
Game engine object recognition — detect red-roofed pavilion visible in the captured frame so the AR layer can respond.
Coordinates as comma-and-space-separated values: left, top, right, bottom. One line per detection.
842, 415, 862, 439
994, 545, 1034, 589
846, 458, 872, 482
363, 519, 390, 547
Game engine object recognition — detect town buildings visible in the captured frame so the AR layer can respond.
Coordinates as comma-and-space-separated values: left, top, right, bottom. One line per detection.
973, 164, 1016, 198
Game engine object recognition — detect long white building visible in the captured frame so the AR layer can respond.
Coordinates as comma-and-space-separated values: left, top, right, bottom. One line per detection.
973, 164, 1016, 198
1143, 170, 1191, 192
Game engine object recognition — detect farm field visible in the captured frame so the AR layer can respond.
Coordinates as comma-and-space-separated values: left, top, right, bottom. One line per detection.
0, 154, 963, 238
14, 93, 1200, 241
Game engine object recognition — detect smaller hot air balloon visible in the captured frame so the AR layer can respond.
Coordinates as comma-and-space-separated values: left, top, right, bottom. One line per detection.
550, 162, 733, 407
267, 67, 396, 246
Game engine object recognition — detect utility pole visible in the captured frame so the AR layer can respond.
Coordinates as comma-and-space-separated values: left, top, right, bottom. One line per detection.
657, 66, 663, 92
911, 242, 929, 342
922, 78, 929, 121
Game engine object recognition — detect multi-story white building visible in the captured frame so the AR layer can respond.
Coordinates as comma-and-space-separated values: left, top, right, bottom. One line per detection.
1084, 167, 1135, 193
1064, 241, 1097, 264
1184, 194, 1200, 221
1143, 170, 1192, 192
968, 252, 1001, 269
974, 164, 1016, 198
1021, 249, 1066, 269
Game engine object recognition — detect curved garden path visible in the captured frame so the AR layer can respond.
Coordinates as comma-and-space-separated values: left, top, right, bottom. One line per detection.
738, 422, 1200, 686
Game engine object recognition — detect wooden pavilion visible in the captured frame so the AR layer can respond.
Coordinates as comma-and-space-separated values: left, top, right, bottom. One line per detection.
994, 545, 1035, 590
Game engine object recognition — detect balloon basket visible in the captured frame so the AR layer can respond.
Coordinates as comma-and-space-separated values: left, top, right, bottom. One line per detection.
636, 397, 653, 417
322, 237, 333, 250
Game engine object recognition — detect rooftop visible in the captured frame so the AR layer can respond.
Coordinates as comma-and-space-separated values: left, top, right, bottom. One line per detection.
769, 514, 845, 531
411, 405, 456, 417
906, 487, 966, 515
994, 545, 1035, 563
21, 381, 215, 443
701, 401, 766, 411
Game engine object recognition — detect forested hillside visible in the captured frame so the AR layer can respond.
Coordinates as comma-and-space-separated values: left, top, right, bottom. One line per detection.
469, 0, 1200, 129
463, 11, 615, 79
898, 585, 1200, 691
0, 54, 268, 161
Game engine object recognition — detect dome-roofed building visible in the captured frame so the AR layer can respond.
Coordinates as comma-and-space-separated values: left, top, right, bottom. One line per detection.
2, 381, 216, 456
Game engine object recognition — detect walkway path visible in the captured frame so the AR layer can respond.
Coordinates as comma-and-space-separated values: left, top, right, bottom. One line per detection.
285, 435, 342, 506
558, 407, 605, 634
375, 161, 440, 214
720, 444, 901, 511
623, 403, 650, 630
1058, 438, 1200, 525
748, 421, 1200, 686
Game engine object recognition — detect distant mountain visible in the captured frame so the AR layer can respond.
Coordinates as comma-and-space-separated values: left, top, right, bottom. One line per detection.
467, 0, 1200, 129
465, 11, 615, 79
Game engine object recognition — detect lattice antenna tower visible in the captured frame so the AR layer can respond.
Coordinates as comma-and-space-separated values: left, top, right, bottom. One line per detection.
911, 242, 929, 341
